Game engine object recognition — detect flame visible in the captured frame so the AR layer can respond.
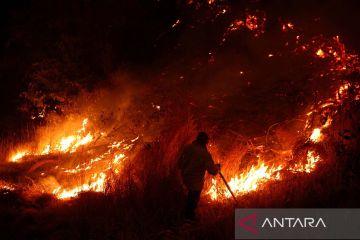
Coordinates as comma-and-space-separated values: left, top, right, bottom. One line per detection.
304, 151, 321, 173
245, 15, 259, 30
0, 181, 16, 191
9, 118, 94, 162
10, 150, 30, 162
290, 151, 321, 173
316, 49, 325, 58
310, 128, 322, 142
8, 76, 358, 201
3, 6, 360, 203
207, 149, 322, 200
7, 117, 138, 199
207, 75, 359, 201
53, 173, 107, 199
208, 162, 283, 200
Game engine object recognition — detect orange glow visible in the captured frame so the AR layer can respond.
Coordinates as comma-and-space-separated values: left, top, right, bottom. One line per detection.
305, 151, 321, 173
53, 173, 107, 199
9, 118, 94, 161
228, 20, 245, 32
206, 76, 358, 201
7, 117, 138, 199
10, 150, 29, 162
310, 128, 322, 142
172, 19, 181, 28
207, 162, 283, 200
2, 13, 360, 205
0, 181, 15, 191
282, 22, 294, 32
290, 151, 321, 173
316, 49, 325, 58
223, 13, 266, 42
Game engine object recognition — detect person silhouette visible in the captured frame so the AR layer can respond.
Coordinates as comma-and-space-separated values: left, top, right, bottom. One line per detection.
178, 132, 220, 221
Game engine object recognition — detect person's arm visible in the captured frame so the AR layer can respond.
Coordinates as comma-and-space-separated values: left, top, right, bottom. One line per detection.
205, 152, 220, 175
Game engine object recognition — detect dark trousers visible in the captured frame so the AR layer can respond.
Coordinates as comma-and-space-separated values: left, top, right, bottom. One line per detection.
184, 190, 201, 221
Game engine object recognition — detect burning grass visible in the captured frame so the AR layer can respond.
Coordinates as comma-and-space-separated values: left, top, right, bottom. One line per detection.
1, 1, 360, 239
2, 14, 360, 202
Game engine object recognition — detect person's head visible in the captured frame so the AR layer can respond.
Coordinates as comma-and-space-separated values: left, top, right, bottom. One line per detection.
196, 132, 209, 145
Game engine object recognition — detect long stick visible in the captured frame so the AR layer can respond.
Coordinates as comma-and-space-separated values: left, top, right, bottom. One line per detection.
218, 171, 238, 204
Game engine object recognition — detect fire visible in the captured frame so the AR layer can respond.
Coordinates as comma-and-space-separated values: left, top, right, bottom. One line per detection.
304, 151, 321, 173
316, 49, 325, 58
207, 69, 359, 201
0, 181, 16, 191
45, 118, 94, 153
207, 148, 322, 200
290, 151, 321, 173
208, 162, 283, 200
10, 150, 30, 162
53, 173, 106, 199
336, 82, 350, 100
7, 53, 358, 202
245, 15, 259, 30
228, 20, 245, 31
9, 118, 94, 162
310, 128, 322, 142
223, 12, 266, 41
7, 117, 138, 199
282, 22, 294, 32
2, 5, 360, 204
207, 162, 283, 200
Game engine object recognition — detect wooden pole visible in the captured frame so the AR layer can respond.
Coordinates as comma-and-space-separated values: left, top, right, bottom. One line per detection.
218, 171, 238, 204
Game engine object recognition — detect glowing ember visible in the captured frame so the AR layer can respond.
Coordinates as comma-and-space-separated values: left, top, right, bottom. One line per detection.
282, 22, 294, 32
310, 128, 322, 142
0, 181, 16, 191
172, 19, 181, 28
246, 15, 259, 30
316, 49, 325, 58
336, 82, 351, 100
228, 20, 245, 32
223, 12, 266, 41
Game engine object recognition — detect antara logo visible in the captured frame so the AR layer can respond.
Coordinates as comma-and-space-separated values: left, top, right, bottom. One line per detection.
238, 215, 326, 234
261, 217, 327, 228
239, 214, 258, 234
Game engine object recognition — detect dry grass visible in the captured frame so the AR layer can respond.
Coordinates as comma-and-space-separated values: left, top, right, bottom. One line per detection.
0, 102, 359, 240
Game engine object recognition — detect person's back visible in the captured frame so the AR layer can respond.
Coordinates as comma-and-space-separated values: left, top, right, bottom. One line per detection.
178, 132, 220, 221
178, 141, 218, 191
